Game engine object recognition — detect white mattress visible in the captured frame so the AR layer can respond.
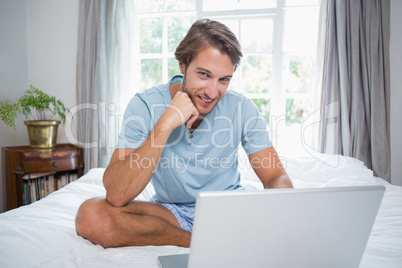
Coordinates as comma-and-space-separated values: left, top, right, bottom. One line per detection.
0, 153, 401, 267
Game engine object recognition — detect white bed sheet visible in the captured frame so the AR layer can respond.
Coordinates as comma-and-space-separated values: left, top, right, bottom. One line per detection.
0, 154, 401, 267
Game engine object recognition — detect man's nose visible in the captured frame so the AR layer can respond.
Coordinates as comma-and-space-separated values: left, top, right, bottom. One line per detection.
204, 79, 219, 99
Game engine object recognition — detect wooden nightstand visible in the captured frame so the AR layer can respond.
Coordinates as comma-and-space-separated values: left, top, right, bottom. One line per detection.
2, 144, 84, 211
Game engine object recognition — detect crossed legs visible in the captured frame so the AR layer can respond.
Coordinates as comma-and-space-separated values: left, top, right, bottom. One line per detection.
75, 197, 191, 248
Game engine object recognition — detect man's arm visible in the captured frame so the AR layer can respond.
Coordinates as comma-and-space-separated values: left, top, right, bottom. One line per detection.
248, 146, 293, 189
103, 126, 170, 207
103, 91, 199, 207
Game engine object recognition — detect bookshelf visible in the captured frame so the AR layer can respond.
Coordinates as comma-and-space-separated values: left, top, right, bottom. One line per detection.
2, 144, 84, 211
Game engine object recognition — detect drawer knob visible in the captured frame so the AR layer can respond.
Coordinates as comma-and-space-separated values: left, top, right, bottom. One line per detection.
52, 162, 59, 167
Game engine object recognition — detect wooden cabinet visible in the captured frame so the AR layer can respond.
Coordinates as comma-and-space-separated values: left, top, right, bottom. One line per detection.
2, 144, 84, 211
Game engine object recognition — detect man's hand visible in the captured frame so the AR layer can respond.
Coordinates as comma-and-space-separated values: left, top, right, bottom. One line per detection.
163, 91, 199, 130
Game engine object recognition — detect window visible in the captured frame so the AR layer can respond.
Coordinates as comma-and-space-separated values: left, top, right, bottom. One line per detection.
134, 0, 197, 90
133, 0, 320, 155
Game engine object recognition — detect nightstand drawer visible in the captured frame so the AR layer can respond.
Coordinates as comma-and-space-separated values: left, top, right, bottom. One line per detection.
24, 157, 79, 173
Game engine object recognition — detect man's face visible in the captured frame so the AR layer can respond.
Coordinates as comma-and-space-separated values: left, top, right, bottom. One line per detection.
180, 46, 235, 117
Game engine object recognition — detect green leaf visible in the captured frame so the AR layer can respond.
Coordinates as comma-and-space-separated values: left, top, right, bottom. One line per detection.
0, 85, 70, 130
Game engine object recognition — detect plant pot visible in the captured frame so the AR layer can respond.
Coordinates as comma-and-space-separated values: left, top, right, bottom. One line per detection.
24, 120, 60, 152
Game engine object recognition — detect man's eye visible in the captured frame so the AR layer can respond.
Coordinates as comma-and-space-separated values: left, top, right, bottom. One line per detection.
199, 72, 207, 77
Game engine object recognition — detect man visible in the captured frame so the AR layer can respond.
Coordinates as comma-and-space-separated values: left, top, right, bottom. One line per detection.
75, 19, 293, 248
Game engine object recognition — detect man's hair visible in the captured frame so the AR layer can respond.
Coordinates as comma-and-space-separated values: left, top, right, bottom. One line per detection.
175, 19, 242, 70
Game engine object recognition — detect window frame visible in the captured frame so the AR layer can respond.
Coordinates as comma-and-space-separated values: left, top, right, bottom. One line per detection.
133, 0, 320, 152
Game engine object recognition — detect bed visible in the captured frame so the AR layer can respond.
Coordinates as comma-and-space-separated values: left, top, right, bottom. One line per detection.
1, 152, 401, 267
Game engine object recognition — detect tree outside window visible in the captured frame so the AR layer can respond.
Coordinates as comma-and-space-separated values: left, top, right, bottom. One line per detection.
134, 0, 319, 155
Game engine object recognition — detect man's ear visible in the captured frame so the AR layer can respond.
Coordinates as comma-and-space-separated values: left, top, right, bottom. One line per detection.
179, 61, 186, 74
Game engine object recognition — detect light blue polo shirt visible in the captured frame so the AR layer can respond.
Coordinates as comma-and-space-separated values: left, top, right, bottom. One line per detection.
117, 76, 272, 206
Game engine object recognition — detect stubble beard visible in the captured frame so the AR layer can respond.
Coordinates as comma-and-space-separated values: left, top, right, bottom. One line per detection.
181, 74, 220, 118
181, 75, 207, 118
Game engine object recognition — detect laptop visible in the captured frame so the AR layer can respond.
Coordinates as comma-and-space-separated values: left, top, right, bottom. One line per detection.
158, 185, 385, 268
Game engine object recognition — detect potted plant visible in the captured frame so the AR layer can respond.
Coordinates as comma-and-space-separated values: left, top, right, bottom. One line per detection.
0, 85, 70, 152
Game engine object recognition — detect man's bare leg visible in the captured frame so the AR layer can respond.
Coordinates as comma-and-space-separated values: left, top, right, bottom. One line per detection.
75, 197, 191, 248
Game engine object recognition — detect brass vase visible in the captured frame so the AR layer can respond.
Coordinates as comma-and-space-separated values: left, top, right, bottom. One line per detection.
24, 120, 60, 152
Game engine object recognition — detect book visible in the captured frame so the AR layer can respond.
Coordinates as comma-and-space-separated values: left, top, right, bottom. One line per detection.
25, 182, 30, 205
44, 176, 48, 197
35, 178, 40, 201
23, 181, 27, 205
48, 175, 55, 194
61, 174, 68, 188
70, 173, 78, 182
41, 177, 45, 199
22, 171, 55, 180
30, 180, 35, 203
20, 171, 79, 205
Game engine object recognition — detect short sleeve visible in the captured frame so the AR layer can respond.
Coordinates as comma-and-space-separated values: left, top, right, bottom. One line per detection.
241, 98, 272, 154
116, 94, 153, 149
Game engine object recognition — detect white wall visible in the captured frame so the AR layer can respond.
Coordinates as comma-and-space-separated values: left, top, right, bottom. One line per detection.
390, 0, 402, 186
0, 0, 30, 213
0, 0, 79, 212
26, 0, 79, 144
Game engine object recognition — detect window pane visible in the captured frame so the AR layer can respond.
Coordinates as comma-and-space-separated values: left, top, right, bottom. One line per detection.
168, 57, 180, 78
284, 54, 315, 94
252, 98, 271, 123
203, 0, 237, 11
140, 18, 162, 53
285, 0, 318, 6
168, 16, 196, 53
136, 0, 164, 13
203, 0, 276, 11
283, 7, 319, 52
242, 55, 272, 94
228, 74, 239, 92
167, 0, 196, 11
141, 59, 162, 89
241, 19, 273, 52
238, 0, 276, 9
286, 98, 313, 125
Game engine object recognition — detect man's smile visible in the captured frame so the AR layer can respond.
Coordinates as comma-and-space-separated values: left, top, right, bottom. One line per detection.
199, 96, 213, 104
